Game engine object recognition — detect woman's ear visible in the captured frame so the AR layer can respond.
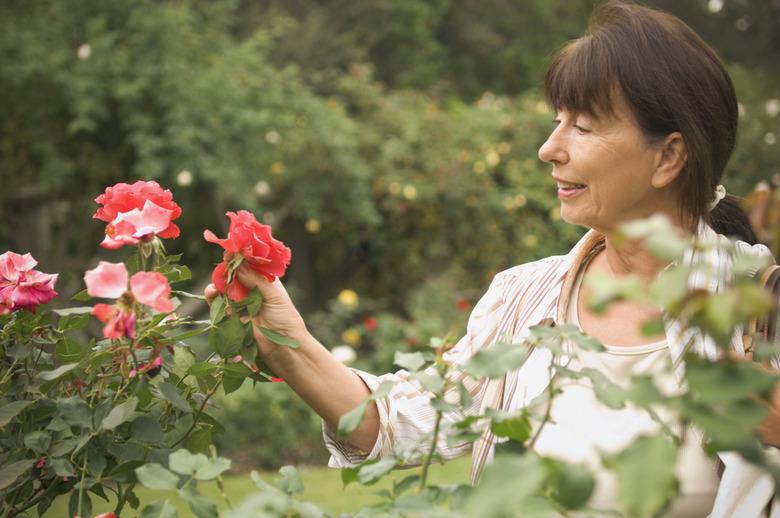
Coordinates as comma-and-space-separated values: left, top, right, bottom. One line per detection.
651, 132, 687, 189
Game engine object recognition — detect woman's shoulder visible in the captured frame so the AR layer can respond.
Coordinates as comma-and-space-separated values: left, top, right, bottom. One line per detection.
487, 254, 571, 300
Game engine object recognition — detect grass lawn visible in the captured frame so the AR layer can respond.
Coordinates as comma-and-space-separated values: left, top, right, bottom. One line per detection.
43, 457, 471, 517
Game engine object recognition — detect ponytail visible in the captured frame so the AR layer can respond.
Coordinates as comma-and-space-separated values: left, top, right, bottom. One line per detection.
707, 194, 758, 244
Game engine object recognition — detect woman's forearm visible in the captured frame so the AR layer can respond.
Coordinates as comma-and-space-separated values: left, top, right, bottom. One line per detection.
263, 328, 380, 453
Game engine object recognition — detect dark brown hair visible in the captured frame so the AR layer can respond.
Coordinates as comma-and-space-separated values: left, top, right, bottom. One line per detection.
543, 0, 757, 243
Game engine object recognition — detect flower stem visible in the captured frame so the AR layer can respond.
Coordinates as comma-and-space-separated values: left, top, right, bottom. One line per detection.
171, 376, 222, 448
418, 409, 443, 492
77, 455, 88, 518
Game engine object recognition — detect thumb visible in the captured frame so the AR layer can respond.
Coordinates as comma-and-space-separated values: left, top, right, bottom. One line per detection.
235, 265, 287, 302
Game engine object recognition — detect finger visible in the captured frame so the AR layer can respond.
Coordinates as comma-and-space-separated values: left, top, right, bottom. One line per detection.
204, 284, 219, 303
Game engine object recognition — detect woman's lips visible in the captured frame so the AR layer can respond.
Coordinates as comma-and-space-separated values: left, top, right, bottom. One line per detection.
557, 182, 587, 200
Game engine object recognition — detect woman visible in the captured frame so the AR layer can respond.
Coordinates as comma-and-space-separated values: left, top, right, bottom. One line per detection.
207, 2, 779, 515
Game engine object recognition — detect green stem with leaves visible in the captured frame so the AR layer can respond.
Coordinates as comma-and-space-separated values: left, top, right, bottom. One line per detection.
171, 375, 223, 448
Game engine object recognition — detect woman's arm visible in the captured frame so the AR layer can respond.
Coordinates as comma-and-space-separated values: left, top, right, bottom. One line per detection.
206, 265, 380, 452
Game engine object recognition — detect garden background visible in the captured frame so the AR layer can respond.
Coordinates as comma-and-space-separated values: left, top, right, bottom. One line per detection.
1, 0, 779, 514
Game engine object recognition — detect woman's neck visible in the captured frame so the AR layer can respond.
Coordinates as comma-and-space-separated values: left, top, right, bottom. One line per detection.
598, 234, 672, 282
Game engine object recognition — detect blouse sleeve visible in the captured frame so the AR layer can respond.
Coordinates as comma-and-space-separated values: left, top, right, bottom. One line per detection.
322, 271, 513, 468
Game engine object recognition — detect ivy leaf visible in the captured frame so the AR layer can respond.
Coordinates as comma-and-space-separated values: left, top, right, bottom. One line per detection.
101, 397, 138, 430
603, 434, 678, 518
135, 463, 180, 491
259, 327, 301, 349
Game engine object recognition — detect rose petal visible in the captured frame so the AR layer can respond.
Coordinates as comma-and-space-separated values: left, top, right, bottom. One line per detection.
203, 230, 240, 253
84, 262, 128, 299
0, 252, 37, 281
130, 271, 173, 313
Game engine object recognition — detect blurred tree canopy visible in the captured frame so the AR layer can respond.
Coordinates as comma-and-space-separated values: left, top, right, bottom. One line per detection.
0, 0, 778, 365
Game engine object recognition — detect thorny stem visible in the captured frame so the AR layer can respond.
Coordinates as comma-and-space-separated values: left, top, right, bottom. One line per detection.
77, 456, 88, 518
418, 409, 443, 492
171, 376, 223, 448
528, 359, 557, 450
0, 358, 19, 386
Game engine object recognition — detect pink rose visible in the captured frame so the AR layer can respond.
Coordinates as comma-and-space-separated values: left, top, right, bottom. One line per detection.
94, 181, 181, 236
94, 181, 182, 249
100, 200, 177, 250
204, 211, 291, 301
0, 252, 58, 314
84, 261, 173, 339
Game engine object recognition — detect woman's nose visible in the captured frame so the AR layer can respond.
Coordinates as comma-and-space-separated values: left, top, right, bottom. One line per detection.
538, 131, 568, 165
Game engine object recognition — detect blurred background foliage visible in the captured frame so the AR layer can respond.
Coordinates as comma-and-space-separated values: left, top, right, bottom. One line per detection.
1, 0, 778, 468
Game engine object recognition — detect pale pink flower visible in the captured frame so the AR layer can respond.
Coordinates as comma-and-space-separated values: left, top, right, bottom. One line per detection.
84, 262, 173, 339
0, 251, 58, 314
101, 200, 175, 250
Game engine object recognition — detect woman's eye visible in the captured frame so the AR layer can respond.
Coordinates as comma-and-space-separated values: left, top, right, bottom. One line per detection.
573, 123, 591, 134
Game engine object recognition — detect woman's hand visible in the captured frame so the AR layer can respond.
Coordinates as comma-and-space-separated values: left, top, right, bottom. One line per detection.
204, 263, 308, 359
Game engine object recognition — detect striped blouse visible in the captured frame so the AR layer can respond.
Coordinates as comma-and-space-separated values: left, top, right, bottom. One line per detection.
323, 224, 780, 517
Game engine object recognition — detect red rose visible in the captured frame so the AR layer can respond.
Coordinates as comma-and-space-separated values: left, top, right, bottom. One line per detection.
204, 211, 291, 301
456, 298, 471, 311
94, 180, 182, 240
363, 316, 378, 331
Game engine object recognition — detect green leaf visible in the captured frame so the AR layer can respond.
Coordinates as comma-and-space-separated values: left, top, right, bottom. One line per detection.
169, 449, 210, 476
53, 306, 94, 316
68, 490, 92, 518
580, 368, 626, 410
209, 295, 225, 325
603, 434, 678, 518
357, 458, 396, 485
464, 453, 546, 516
55, 337, 89, 362
0, 459, 34, 490
371, 381, 395, 400
161, 264, 192, 284
158, 381, 192, 413
57, 312, 90, 331
209, 315, 245, 357
259, 326, 301, 348
71, 289, 93, 302
341, 466, 359, 488
394, 351, 426, 372
23, 431, 52, 454
645, 232, 686, 261
462, 341, 530, 379
490, 413, 531, 443
545, 459, 595, 510
135, 463, 180, 491
412, 371, 444, 393
37, 362, 79, 381
0, 400, 33, 428
101, 397, 138, 430
232, 288, 263, 316
685, 356, 779, 405
337, 400, 369, 437
140, 500, 179, 518
179, 487, 218, 518
50, 457, 75, 477
194, 457, 231, 480
57, 396, 93, 429
276, 465, 304, 495
131, 415, 164, 443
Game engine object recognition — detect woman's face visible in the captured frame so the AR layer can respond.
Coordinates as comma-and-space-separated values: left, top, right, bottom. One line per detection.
538, 93, 678, 234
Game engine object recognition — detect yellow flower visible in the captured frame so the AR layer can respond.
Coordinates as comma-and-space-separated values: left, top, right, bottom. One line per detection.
305, 219, 321, 234
402, 185, 417, 200
338, 289, 359, 307
341, 328, 362, 346
270, 161, 285, 175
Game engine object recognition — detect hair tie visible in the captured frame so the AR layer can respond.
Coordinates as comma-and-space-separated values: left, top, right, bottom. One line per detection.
708, 184, 727, 211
